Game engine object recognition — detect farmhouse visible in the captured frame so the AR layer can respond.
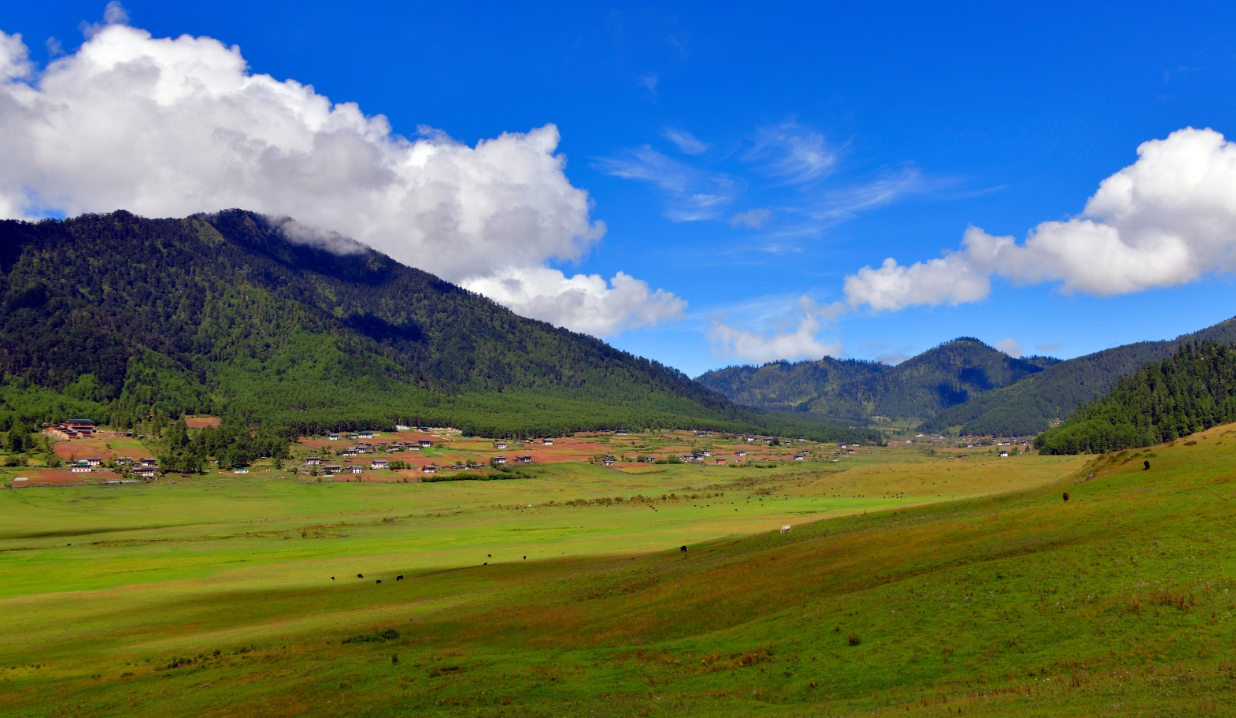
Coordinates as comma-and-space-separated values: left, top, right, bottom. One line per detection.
323, 464, 342, 473
541, 438, 554, 446
65, 419, 96, 436
371, 459, 389, 470
71, 461, 92, 473
421, 465, 437, 474
233, 467, 250, 474
515, 455, 532, 464
351, 466, 363, 474
736, 450, 747, 457
305, 456, 322, 466
644, 456, 656, 463
139, 457, 158, 467
602, 459, 615, 466
616, 430, 628, 436
131, 466, 157, 478
84, 457, 102, 467
328, 433, 339, 441
715, 458, 726, 465
419, 440, 433, 448
496, 441, 508, 449
493, 455, 507, 465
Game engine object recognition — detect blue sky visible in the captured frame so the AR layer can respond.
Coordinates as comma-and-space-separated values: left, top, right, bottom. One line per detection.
6, 1, 1236, 376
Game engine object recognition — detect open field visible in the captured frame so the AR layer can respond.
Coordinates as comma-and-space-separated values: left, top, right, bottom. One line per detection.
6, 428, 1233, 715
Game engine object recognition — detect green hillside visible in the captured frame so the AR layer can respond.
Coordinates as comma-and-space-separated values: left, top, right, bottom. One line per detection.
0, 210, 876, 442
697, 338, 1056, 422
921, 318, 1236, 436
1035, 340, 1236, 454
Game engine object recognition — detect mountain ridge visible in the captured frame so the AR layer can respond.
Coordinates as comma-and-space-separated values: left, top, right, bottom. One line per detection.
0, 210, 877, 442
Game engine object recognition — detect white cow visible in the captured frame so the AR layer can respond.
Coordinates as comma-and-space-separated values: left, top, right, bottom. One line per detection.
780, 525, 791, 534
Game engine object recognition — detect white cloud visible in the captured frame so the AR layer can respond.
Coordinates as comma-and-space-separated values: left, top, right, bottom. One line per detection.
463, 268, 686, 337
638, 72, 658, 94
1035, 342, 1063, 352
994, 338, 1023, 358
0, 23, 684, 337
663, 127, 707, 155
748, 120, 837, 184
844, 128, 1236, 311
730, 208, 771, 229
708, 297, 842, 363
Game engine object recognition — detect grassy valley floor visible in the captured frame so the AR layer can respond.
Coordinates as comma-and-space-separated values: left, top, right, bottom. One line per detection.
2, 429, 1232, 715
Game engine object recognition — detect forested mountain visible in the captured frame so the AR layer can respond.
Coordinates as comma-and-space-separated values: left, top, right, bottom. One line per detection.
919, 318, 1236, 436
696, 338, 1057, 422
1035, 340, 1236, 454
0, 210, 877, 441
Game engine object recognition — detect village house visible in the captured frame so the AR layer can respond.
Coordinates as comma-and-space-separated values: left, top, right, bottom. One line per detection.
496, 441, 508, 449
139, 458, 158, 467
131, 466, 157, 478
65, 419, 96, 436
541, 438, 554, 446
305, 456, 322, 466
84, 457, 102, 467
233, 467, 250, 474
736, 450, 747, 457
71, 461, 92, 473
493, 455, 507, 465
515, 455, 532, 464
615, 430, 628, 436
644, 455, 657, 463
328, 433, 340, 441
419, 440, 433, 448
715, 458, 726, 465
421, 465, 437, 474
602, 458, 615, 467
351, 466, 363, 474
371, 459, 389, 470
324, 464, 342, 473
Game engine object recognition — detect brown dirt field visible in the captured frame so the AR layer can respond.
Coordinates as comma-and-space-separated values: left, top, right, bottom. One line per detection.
52, 439, 115, 461
184, 416, 221, 428
12, 469, 121, 486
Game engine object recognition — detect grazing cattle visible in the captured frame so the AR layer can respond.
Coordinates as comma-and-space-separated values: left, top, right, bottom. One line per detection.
396, 575, 403, 581
523, 556, 526, 560
483, 562, 488, 566
330, 577, 335, 581
358, 573, 364, 578
1144, 460, 1150, 470
1063, 493, 1069, 502
376, 579, 381, 584
680, 545, 688, 553
780, 525, 791, 534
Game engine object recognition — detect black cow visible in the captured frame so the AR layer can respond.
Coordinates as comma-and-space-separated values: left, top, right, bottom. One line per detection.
680, 546, 688, 553
376, 579, 382, 584
1063, 493, 1069, 502
396, 575, 404, 581
1144, 460, 1150, 470
330, 576, 335, 581
358, 573, 364, 578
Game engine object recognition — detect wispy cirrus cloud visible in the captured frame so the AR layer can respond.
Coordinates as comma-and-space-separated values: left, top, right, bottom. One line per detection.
594, 145, 737, 221
663, 127, 708, 155
747, 120, 839, 185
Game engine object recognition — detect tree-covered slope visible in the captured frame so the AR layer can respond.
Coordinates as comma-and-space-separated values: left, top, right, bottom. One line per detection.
1035, 340, 1236, 454
697, 338, 1055, 421
920, 318, 1236, 436
0, 210, 876, 441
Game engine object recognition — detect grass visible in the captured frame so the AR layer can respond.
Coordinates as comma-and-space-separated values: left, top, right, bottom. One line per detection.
5, 428, 1233, 715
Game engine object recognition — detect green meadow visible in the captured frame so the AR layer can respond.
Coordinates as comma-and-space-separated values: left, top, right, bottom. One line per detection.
2, 431, 1232, 716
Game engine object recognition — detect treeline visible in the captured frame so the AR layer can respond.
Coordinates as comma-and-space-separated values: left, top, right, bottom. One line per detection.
157, 419, 296, 472
1035, 341, 1236, 455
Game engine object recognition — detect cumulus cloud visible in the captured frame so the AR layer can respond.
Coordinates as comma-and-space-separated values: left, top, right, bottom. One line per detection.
994, 338, 1023, 358
0, 21, 685, 337
844, 128, 1236, 311
463, 268, 686, 337
708, 297, 842, 363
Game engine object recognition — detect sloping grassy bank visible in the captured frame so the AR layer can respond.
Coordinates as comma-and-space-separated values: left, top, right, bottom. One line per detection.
2, 431, 1233, 716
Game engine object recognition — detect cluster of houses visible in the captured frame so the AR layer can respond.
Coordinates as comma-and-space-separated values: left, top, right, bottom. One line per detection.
44, 418, 99, 440
66, 456, 159, 478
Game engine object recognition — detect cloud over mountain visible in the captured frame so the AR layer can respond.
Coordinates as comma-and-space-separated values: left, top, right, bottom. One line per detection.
0, 21, 683, 337
844, 128, 1236, 311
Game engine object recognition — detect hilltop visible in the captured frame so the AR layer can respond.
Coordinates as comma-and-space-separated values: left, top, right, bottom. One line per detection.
921, 317, 1236, 436
697, 338, 1057, 422
0, 210, 875, 442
